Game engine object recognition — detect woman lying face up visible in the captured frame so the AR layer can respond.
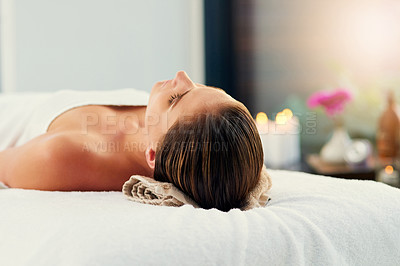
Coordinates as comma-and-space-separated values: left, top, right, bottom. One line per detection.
0, 70, 264, 212
145, 71, 264, 211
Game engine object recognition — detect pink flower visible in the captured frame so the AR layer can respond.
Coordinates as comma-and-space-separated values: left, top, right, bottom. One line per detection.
307, 88, 353, 116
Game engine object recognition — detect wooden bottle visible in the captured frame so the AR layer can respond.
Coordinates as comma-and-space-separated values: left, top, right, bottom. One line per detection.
377, 91, 400, 161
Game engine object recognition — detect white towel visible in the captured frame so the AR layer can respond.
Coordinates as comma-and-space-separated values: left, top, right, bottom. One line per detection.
0, 92, 49, 151
0, 170, 399, 266
0, 89, 149, 150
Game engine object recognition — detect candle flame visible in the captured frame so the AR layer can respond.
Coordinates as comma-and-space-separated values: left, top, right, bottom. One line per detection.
276, 112, 288, 125
256, 112, 268, 125
385, 165, 394, 175
282, 108, 293, 120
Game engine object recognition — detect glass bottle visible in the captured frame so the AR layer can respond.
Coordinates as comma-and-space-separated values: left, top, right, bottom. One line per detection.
376, 91, 400, 162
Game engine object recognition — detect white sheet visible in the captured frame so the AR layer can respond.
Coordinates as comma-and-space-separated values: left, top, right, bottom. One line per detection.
1, 170, 399, 266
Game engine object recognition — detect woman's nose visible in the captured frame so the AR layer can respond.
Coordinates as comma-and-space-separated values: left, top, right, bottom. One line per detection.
174, 71, 193, 86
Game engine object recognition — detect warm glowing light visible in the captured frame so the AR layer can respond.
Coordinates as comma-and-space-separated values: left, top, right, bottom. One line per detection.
339, 2, 400, 70
276, 109, 293, 125
276, 112, 288, 125
256, 112, 268, 125
282, 108, 293, 120
385, 165, 394, 175
350, 7, 397, 58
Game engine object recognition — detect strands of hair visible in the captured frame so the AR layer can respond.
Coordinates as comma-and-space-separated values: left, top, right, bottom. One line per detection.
154, 103, 263, 212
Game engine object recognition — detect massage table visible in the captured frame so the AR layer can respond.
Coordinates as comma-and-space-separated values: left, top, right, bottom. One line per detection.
1, 170, 399, 265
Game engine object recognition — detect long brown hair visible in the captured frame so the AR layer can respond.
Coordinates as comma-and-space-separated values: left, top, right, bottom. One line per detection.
154, 103, 263, 212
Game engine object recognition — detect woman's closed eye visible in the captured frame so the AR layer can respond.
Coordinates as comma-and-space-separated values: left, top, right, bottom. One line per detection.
169, 93, 183, 104
168, 90, 192, 107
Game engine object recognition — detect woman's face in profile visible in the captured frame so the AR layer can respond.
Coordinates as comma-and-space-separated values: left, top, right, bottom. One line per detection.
144, 71, 235, 147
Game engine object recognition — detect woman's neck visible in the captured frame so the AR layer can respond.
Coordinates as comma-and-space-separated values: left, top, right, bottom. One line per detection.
122, 106, 154, 177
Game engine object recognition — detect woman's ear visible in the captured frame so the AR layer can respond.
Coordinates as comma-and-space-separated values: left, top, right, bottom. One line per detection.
145, 146, 156, 170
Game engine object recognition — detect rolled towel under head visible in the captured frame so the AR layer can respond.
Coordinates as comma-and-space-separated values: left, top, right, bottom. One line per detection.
122, 175, 199, 208
123, 164, 272, 211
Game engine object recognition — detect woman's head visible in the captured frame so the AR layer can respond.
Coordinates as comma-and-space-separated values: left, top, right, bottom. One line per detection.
144, 71, 235, 149
144, 71, 264, 211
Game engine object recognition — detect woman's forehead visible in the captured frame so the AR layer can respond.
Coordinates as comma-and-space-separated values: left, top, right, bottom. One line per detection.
180, 87, 234, 112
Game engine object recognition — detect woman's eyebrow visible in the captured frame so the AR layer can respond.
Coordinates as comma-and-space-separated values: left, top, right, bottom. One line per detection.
195, 83, 225, 93
171, 90, 191, 109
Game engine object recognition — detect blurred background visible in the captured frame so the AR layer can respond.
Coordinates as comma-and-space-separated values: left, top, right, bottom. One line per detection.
1, 0, 400, 153
0, 0, 204, 93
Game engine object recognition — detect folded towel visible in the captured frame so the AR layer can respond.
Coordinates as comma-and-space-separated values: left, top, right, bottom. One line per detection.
246, 165, 272, 209
122, 165, 272, 210
122, 175, 199, 208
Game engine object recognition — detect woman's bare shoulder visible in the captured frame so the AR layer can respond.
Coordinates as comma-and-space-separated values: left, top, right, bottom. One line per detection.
0, 132, 107, 190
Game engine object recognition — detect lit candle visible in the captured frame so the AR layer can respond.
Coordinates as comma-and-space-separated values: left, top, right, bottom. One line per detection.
256, 108, 300, 169
256, 112, 269, 133
377, 165, 400, 187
